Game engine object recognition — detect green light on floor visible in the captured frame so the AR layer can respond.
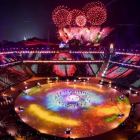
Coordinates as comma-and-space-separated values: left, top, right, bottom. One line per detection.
124, 98, 130, 104
105, 115, 118, 122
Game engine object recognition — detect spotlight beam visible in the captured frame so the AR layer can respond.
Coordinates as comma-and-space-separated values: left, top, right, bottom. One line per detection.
105, 0, 118, 7
116, 24, 140, 27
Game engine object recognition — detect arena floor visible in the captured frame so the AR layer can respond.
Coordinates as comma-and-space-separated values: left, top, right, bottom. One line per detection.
14, 80, 131, 138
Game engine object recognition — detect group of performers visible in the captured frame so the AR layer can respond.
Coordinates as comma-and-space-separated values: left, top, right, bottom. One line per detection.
22, 90, 28, 95
119, 95, 124, 100
37, 83, 41, 88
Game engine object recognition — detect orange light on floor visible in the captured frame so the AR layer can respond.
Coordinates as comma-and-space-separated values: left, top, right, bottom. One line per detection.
28, 104, 80, 126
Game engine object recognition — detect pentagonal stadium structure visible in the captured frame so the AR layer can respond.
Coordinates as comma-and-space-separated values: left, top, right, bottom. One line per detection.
0, 38, 140, 140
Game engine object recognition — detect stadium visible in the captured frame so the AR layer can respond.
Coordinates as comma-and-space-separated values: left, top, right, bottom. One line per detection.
0, 0, 140, 140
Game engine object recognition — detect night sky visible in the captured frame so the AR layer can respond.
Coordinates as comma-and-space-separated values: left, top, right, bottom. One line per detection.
0, 0, 139, 43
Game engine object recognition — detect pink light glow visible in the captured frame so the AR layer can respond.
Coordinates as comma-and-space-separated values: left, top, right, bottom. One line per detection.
76, 15, 87, 27
70, 9, 85, 25
83, 1, 107, 25
53, 53, 77, 76
52, 1, 107, 27
52, 6, 72, 28
58, 26, 113, 45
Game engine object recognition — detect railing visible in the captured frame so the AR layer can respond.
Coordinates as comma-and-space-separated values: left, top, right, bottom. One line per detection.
23, 60, 104, 64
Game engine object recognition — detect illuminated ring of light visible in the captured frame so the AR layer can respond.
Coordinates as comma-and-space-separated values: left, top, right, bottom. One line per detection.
76, 15, 87, 27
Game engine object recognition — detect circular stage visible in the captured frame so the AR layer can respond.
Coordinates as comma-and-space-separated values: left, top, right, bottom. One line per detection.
15, 81, 131, 138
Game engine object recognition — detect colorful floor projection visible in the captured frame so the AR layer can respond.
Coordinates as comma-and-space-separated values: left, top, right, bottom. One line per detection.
15, 82, 131, 138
